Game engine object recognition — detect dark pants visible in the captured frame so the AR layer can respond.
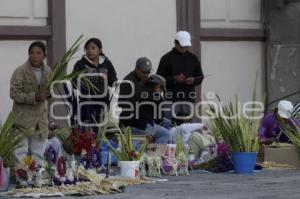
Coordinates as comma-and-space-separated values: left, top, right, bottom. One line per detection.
79, 98, 107, 132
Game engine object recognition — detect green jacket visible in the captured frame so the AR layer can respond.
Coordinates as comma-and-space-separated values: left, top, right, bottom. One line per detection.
10, 60, 51, 139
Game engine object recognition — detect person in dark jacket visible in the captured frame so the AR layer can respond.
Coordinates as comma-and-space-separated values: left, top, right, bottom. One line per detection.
118, 57, 171, 144
72, 38, 117, 128
157, 31, 204, 123
118, 57, 151, 129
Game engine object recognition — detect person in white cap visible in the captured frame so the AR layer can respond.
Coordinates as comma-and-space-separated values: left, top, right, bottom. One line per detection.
157, 31, 204, 124
258, 100, 300, 143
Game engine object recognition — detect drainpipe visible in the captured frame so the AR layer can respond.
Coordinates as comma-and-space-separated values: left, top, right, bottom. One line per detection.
263, 0, 270, 113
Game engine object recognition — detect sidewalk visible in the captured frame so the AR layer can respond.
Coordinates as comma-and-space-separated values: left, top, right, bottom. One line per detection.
1, 169, 299, 199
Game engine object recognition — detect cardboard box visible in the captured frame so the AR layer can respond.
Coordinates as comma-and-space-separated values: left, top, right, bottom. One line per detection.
264, 143, 300, 167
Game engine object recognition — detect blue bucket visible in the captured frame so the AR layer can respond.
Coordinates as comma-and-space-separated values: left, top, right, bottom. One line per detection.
232, 152, 257, 174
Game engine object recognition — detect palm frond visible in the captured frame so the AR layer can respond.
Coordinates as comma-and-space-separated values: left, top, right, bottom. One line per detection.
0, 112, 25, 167
205, 72, 262, 153
54, 126, 73, 154
43, 35, 86, 91
280, 119, 300, 153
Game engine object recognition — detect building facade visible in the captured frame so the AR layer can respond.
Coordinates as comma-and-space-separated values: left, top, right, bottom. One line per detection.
0, 0, 266, 120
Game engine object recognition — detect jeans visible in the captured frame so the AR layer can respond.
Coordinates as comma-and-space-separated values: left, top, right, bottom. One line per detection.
131, 123, 171, 144
15, 134, 47, 166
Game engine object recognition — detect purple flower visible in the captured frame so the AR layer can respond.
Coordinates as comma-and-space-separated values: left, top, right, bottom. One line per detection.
44, 145, 57, 165
217, 143, 229, 157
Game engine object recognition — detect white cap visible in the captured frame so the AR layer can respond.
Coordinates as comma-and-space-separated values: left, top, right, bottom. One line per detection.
175, 31, 192, 47
278, 100, 294, 119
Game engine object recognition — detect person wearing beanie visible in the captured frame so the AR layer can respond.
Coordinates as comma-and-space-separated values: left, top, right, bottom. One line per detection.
118, 58, 171, 144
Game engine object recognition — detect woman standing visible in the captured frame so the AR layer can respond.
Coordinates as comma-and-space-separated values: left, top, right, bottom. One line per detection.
10, 41, 51, 166
72, 38, 117, 128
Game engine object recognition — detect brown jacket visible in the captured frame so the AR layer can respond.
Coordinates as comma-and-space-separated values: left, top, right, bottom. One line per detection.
10, 60, 51, 138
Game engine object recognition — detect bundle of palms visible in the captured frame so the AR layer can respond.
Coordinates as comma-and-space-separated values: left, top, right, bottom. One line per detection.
206, 96, 261, 153
175, 134, 188, 157
280, 120, 300, 153
0, 113, 24, 167
206, 72, 262, 153
98, 126, 148, 161
53, 127, 73, 155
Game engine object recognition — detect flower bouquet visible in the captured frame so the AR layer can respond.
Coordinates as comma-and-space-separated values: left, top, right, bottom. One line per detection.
193, 143, 233, 173
15, 156, 53, 188
68, 128, 101, 169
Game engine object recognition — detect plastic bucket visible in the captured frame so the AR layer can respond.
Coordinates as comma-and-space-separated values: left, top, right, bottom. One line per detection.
120, 161, 140, 178
232, 152, 257, 174
101, 140, 118, 166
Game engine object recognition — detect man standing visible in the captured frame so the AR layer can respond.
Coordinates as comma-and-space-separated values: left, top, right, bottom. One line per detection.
157, 31, 204, 123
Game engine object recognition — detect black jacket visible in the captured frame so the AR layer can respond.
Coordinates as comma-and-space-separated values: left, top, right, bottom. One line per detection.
118, 71, 165, 129
118, 71, 147, 129
72, 56, 117, 105
157, 48, 203, 102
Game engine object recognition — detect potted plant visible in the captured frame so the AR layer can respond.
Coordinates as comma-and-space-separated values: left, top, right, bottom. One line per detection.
206, 75, 263, 174
207, 96, 262, 174
0, 112, 24, 191
99, 127, 148, 178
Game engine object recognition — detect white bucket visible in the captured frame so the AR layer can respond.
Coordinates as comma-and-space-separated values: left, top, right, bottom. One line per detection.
120, 161, 140, 178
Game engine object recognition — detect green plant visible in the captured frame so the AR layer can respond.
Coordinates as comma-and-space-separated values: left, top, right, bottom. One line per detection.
54, 127, 73, 155
175, 133, 188, 157
99, 126, 148, 161
206, 96, 261, 153
0, 112, 24, 167
280, 120, 300, 153
42, 34, 97, 93
206, 73, 262, 153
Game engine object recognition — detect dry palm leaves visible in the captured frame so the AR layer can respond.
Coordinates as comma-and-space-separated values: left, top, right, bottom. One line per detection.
3, 182, 123, 197
2, 177, 155, 197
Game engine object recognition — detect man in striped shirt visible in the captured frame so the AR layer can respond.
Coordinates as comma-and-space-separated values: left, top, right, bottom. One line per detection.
292, 102, 300, 119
